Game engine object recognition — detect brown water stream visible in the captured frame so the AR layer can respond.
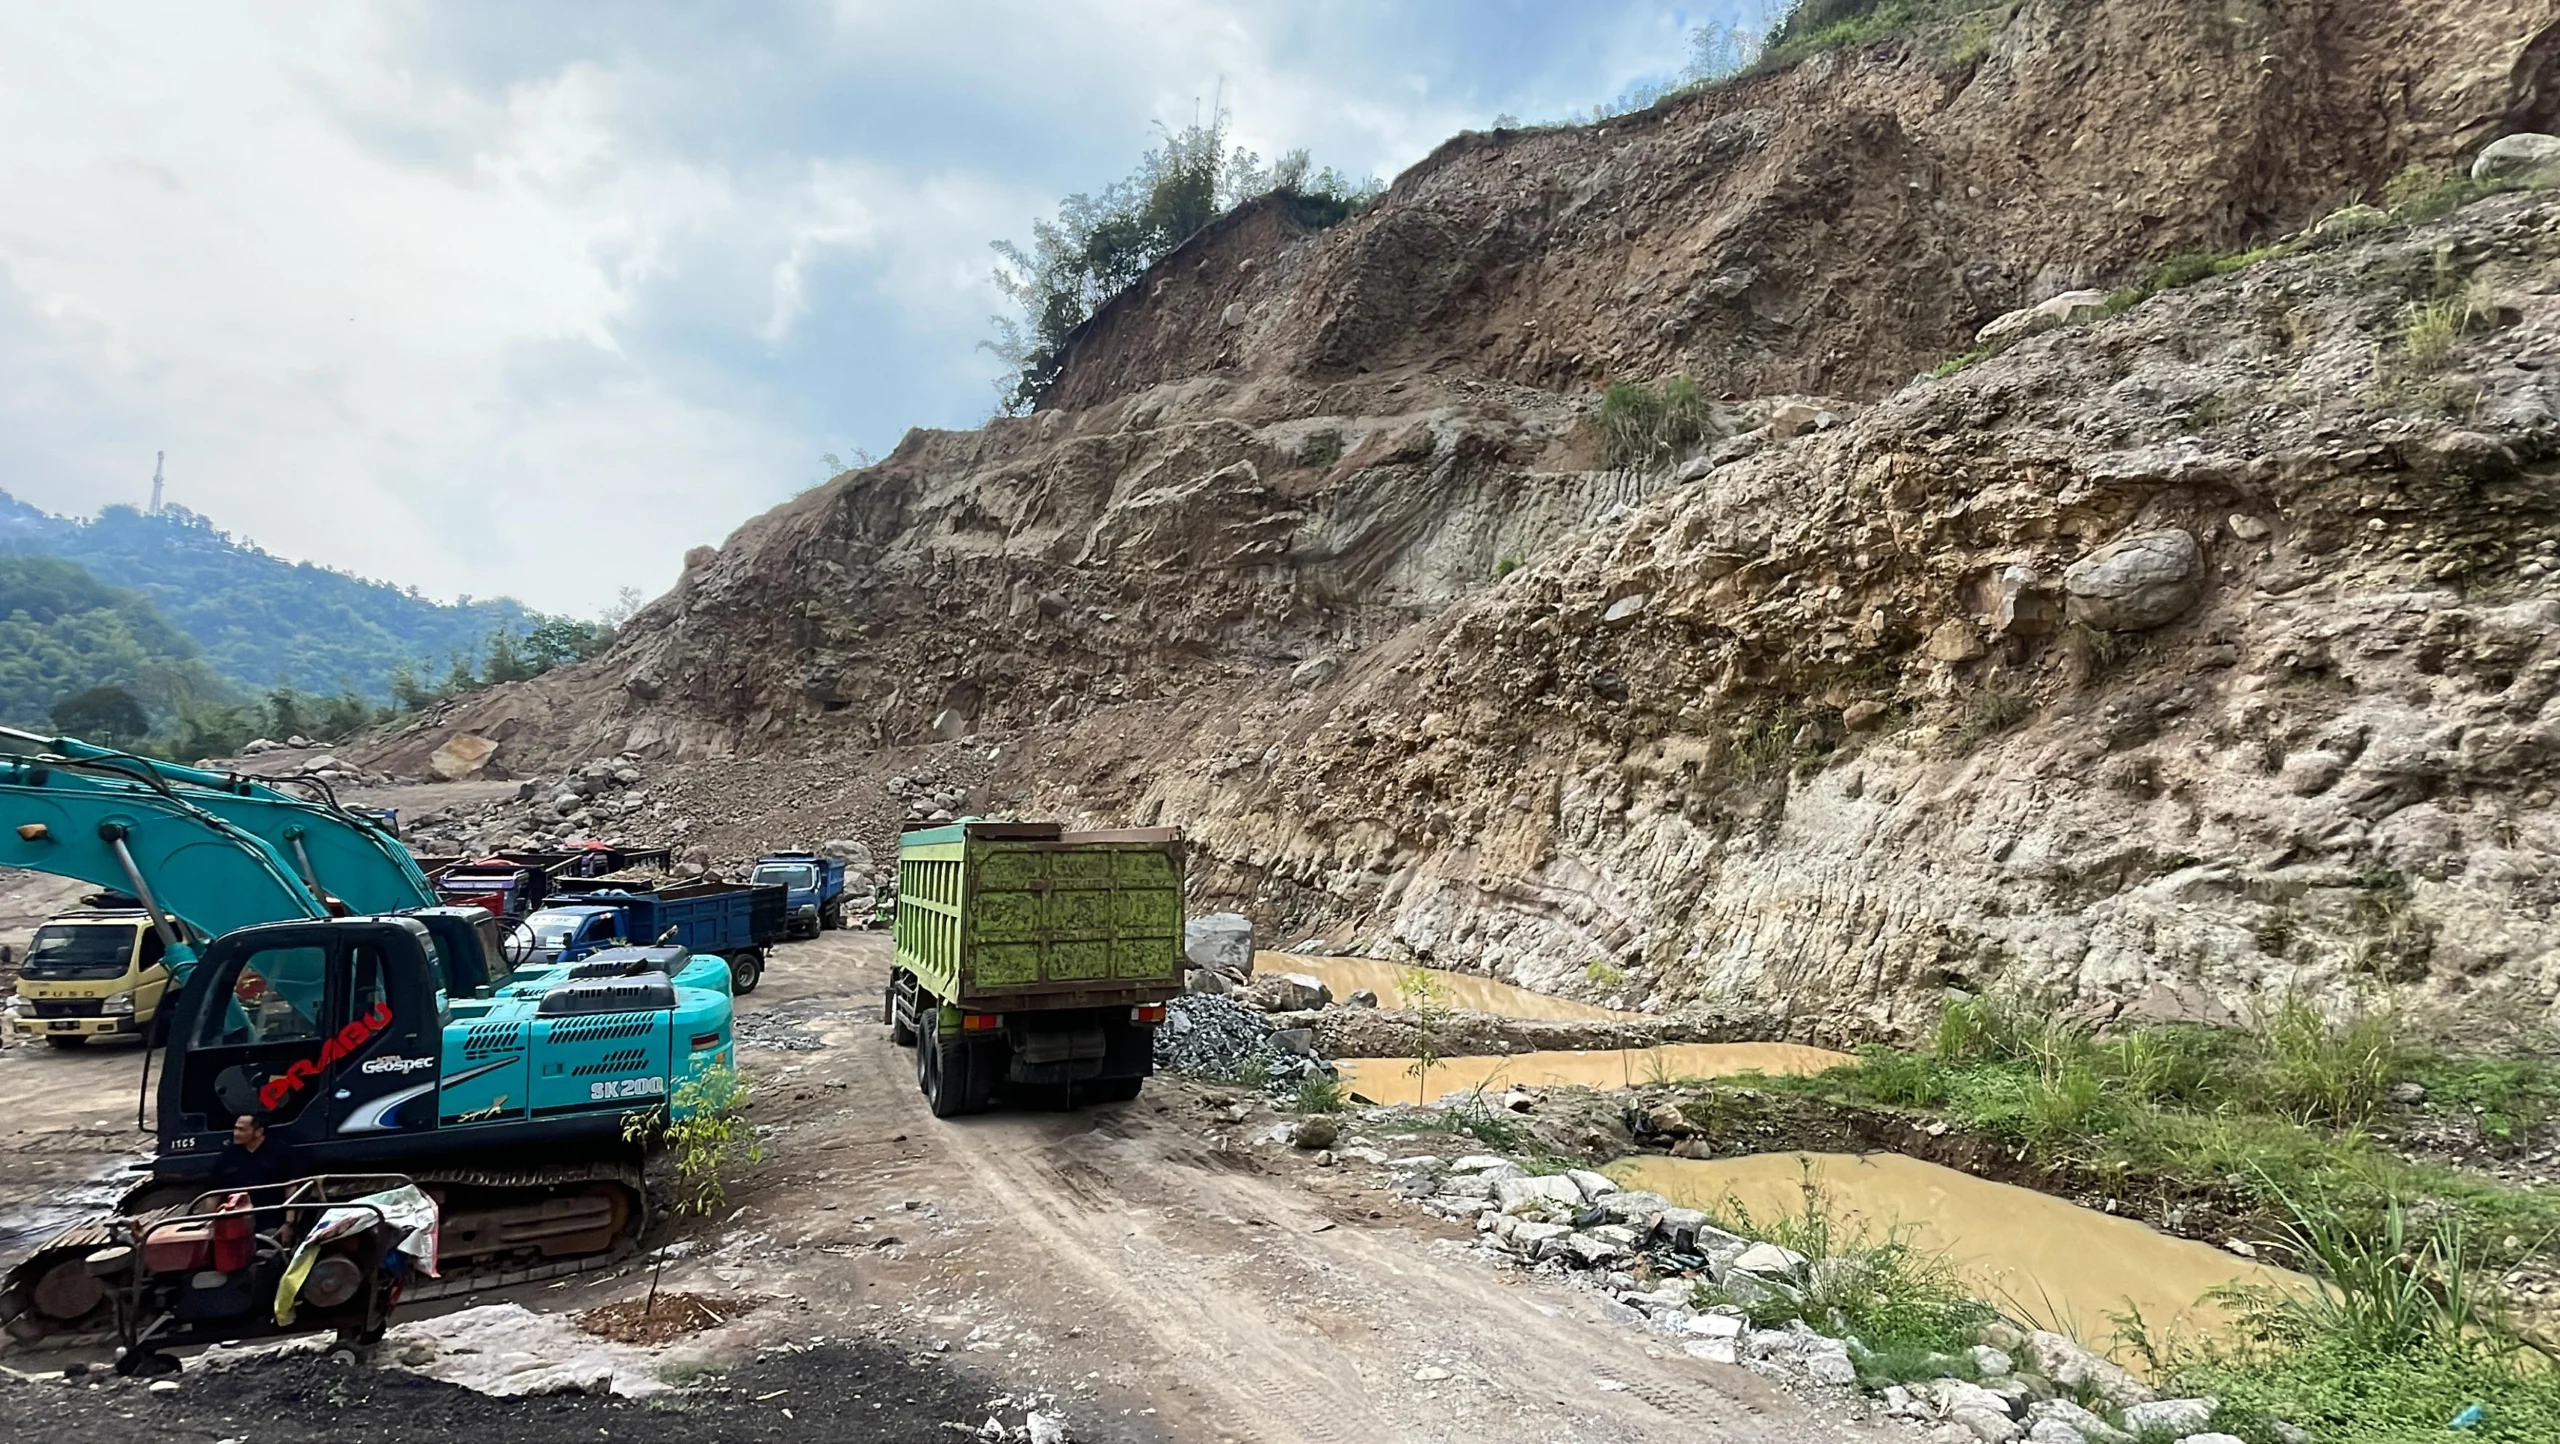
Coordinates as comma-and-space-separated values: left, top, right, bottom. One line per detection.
1257, 952, 1634, 1022
1608, 1152, 2300, 1355
1335, 1042, 1850, 1106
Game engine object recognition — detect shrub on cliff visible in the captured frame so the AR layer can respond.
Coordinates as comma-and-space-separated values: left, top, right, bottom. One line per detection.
984, 106, 1379, 414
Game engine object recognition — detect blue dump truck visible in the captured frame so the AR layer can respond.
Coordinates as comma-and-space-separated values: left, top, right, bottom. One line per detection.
752, 851, 849, 938
519, 877, 787, 993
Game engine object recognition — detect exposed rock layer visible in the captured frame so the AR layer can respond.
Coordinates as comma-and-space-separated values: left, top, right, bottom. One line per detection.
361, 2, 2560, 1037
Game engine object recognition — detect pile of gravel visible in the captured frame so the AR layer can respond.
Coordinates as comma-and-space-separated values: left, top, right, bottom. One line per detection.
1154, 994, 1330, 1085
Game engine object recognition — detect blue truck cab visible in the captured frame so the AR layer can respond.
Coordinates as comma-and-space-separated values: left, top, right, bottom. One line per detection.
516, 879, 781, 994
751, 852, 847, 938
521, 904, 628, 965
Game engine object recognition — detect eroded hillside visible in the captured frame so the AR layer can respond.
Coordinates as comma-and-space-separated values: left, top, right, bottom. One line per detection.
360, 0, 2560, 1038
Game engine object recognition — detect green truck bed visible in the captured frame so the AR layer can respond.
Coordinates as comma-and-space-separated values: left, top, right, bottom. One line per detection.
894, 821, 1185, 1008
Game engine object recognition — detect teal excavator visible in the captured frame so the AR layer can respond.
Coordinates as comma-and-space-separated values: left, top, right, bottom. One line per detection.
0, 728, 737, 1342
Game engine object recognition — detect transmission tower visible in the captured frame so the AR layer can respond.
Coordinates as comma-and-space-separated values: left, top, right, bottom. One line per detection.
149, 452, 164, 513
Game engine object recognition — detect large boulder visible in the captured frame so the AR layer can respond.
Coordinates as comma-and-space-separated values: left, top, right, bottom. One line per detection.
1976, 288, 2108, 346
2063, 529, 2204, 632
429, 733, 499, 781
2023, 1330, 2154, 1409
1184, 913, 1255, 978
1249, 971, 1329, 1012
2473, 133, 2560, 187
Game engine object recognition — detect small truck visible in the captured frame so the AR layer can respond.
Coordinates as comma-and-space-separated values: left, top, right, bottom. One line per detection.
883, 821, 1183, 1116
518, 877, 787, 992
8, 894, 187, 1047
751, 851, 848, 938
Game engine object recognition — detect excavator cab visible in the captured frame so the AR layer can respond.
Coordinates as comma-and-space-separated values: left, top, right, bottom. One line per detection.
157, 917, 445, 1174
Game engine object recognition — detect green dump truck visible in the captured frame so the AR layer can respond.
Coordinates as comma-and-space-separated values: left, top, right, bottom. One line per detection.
885, 820, 1184, 1116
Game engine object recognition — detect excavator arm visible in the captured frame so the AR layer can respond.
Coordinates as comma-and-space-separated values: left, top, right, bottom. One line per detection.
0, 753, 332, 951
0, 728, 437, 918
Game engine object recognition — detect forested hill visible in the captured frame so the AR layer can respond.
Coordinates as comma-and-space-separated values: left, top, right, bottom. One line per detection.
0, 490, 534, 701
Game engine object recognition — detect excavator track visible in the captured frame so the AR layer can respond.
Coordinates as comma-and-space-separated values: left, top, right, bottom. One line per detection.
402, 1157, 647, 1304
0, 1158, 648, 1349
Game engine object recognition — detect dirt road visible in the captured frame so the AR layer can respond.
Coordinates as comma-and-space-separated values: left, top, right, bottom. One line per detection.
0, 928, 1884, 1443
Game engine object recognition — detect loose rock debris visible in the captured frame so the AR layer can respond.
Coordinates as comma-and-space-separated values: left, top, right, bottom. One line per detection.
580, 1291, 756, 1346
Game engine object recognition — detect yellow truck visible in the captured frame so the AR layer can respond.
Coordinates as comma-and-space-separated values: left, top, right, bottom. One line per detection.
8, 898, 178, 1048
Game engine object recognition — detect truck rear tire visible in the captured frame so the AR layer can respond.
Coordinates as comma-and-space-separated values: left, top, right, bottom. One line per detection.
920, 1035, 993, 1117
727, 951, 764, 995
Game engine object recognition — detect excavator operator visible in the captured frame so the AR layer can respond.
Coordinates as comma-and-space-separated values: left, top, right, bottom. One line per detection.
207, 1112, 295, 1194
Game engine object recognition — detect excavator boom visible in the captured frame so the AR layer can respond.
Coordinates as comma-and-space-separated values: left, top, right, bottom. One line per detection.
0, 753, 330, 942
0, 728, 438, 916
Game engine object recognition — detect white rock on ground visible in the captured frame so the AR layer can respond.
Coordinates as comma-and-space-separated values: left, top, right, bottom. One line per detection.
2120, 1398, 2218, 1436
1564, 1169, 1620, 1201
1493, 1173, 1586, 1213
2473, 132, 2560, 186
2024, 1330, 2155, 1408
2062, 529, 2204, 631
2027, 1398, 2132, 1444
1726, 1241, 1809, 1278
380, 1302, 695, 1398
1975, 288, 2110, 345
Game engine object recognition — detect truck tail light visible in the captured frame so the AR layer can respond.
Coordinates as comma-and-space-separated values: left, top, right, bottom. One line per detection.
690, 1032, 723, 1051
960, 1013, 1003, 1032
1131, 1004, 1166, 1024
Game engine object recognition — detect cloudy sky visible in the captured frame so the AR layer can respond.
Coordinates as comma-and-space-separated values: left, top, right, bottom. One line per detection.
0, 1, 1753, 616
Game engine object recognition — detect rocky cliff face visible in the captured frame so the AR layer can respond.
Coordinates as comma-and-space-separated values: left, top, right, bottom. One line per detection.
364, 0, 2560, 1039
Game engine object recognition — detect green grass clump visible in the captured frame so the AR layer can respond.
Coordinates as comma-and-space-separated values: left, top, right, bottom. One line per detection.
2382, 162, 2517, 226
1704, 1164, 1995, 1383
1927, 348, 1991, 379
1291, 1073, 1345, 1113
2098, 244, 2296, 321
2171, 1191, 2560, 1444
1597, 375, 1712, 470
2407, 1055, 2560, 1148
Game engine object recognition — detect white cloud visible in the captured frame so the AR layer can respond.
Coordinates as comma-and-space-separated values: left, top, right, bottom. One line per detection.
0, 1, 1724, 615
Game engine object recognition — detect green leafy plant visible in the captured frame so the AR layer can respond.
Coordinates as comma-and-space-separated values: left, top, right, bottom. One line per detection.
2400, 291, 2487, 374
622, 1065, 761, 1313
1399, 966, 1452, 1102
1597, 376, 1712, 470
2381, 162, 2516, 226
1495, 553, 1523, 578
